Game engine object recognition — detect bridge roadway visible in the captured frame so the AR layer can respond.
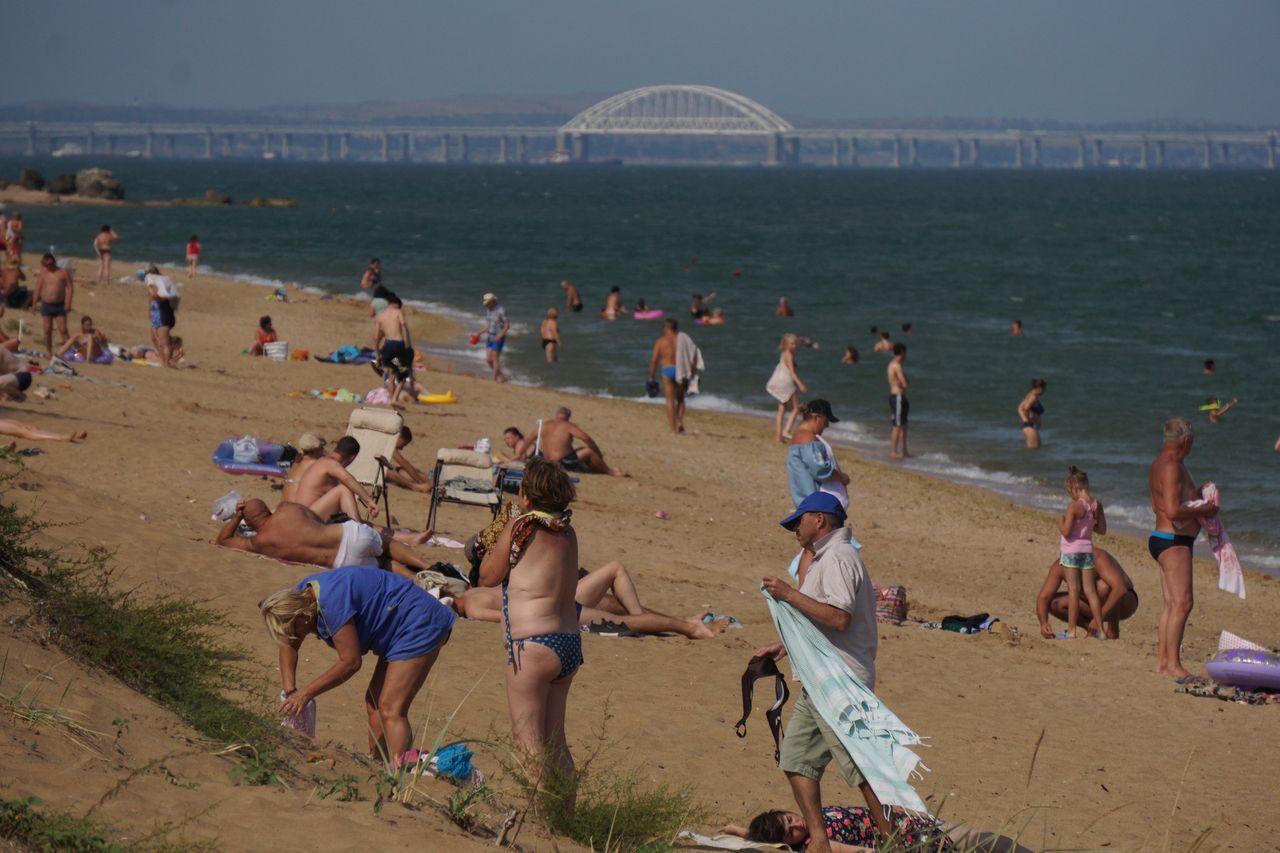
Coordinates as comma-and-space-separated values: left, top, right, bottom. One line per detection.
1, 122, 1274, 169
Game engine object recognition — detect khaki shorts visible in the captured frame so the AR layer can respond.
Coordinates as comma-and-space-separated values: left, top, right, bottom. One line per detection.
777, 690, 864, 787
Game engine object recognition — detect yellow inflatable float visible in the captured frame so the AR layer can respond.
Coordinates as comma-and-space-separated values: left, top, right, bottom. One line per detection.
418, 391, 458, 405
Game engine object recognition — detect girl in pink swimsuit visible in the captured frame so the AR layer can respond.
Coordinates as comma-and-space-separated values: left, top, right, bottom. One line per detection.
1056, 465, 1108, 638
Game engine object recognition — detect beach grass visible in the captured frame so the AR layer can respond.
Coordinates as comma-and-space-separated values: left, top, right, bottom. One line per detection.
0, 471, 282, 758
0, 795, 218, 853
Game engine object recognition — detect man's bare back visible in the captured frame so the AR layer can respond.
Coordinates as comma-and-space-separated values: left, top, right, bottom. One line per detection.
239, 502, 343, 564
887, 359, 907, 395
375, 306, 406, 344
538, 418, 576, 463
652, 334, 676, 370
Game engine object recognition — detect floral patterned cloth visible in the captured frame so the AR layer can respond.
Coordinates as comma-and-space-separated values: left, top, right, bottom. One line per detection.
803, 805, 954, 850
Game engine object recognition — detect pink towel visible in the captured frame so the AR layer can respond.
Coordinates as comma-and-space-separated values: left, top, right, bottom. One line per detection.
1184, 483, 1245, 600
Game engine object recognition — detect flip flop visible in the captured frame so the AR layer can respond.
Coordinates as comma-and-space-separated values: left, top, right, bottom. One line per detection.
702, 612, 742, 629
1174, 674, 1209, 686
582, 619, 639, 637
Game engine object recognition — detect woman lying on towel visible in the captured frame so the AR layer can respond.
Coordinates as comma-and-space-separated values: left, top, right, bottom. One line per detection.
721, 804, 1032, 852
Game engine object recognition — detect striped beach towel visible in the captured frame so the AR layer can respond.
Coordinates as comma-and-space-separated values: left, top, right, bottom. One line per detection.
763, 590, 929, 814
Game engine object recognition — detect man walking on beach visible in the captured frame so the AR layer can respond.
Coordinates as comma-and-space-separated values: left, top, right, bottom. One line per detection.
475, 292, 509, 383
33, 253, 74, 360
1147, 417, 1218, 680
648, 318, 700, 435
887, 342, 910, 459
756, 492, 890, 849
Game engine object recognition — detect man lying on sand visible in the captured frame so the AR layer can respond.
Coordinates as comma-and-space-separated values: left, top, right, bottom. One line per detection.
450, 560, 727, 639
215, 499, 435, 578
1036, 547, 1139, 639
534, 406, 625, 476
292, 435, 380, 520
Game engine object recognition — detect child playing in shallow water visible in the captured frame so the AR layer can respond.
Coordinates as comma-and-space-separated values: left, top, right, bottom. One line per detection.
1057, 465, 1107, 639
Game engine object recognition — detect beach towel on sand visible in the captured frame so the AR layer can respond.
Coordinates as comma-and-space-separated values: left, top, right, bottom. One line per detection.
315, 345, 377, 364
1184, 482, 1245, 600
763, 590, 929, 814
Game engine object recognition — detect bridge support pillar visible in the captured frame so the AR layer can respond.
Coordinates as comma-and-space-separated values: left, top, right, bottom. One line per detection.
263, 132, 273, 158
848, 137, 858, 167
953, 138, 963, 168
571, 133, 588, 162
145, 130, 155, 159
891, 136, 902, 168
165, 134, 175, 156
380, 131, 390, 162
106, 135, 116, 155
321, 134, 331, 162
969, 138, 981, 167
1013, 136, 1023, 168
1202, 138, 1212, 169
767, 133, 782, 166
439, 135, 449, 163
1155, 139, 1165, 168
555, 131, 568, 154
25, 123, 37, 157
830, 137, 840, 167
1138, 138, 1148, 170
87, 127, 96, 155
1092, 138, 1103, 167
1218, 141, 1229, 166
783, 136, 799, 165
406, 133, 415, 162
282, 133, 292, 160
498, 136, 509, 164
204, 129, 214, 159
1031, 137, 1042, 168
339, 134, 350, 160
1075, 137, 1086, 169
459, 134, 470, 163
908, 137, 919, 167
517, 134, 527, 163
1268, 135, 1277, 170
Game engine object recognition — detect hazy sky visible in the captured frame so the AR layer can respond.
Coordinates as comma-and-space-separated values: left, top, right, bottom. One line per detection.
10, 0, 1278, 123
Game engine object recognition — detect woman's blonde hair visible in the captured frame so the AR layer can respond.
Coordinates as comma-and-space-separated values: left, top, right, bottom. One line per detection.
778, 333, 797, 352
546, 307, 559, 318
260, 587, 317, 646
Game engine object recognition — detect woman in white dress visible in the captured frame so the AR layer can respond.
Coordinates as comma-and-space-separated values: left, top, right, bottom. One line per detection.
766, 333, 807, 443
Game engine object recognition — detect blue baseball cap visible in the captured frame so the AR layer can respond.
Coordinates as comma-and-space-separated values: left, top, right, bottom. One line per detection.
778, 491, 847, 531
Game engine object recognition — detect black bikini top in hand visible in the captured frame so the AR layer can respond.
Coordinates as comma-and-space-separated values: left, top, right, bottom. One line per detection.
735, 654, 791, 763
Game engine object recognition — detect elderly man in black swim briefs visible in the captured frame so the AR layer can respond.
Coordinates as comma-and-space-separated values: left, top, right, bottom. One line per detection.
1036, 547, 1139, 639
1147, 417, 1218, 680
534, 406, 626, 477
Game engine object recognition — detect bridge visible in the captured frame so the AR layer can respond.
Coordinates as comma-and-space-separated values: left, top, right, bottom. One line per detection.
1, 85, 1276, 169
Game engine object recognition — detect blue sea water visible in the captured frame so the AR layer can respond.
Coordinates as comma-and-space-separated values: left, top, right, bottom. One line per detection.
5, 158, 1278, 568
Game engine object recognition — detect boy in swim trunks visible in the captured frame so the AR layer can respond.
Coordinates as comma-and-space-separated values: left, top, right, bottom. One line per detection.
887, 342, 910, 459
34, 253, 74, 360
478, 458, 581, 794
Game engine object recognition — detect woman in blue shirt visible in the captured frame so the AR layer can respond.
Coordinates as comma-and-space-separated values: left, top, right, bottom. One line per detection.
260, 566, 455, 766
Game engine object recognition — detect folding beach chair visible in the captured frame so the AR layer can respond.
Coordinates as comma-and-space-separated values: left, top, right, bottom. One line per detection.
344, 407, 403, 518
426, 448, 505, 532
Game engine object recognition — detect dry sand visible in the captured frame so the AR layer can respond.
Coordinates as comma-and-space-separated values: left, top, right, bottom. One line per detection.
1, 255, 1276, 851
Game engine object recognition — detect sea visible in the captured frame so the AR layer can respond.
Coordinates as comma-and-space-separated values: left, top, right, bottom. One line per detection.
5, 157, 1278, 571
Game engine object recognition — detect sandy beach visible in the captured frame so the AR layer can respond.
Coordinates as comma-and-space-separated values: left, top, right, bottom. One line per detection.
2, 254, 1277, 851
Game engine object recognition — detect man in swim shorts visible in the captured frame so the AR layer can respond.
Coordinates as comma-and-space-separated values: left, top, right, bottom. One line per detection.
215, 499, 434, 578
535, 406, 625, 476
648, 317, 688, 435
560, 280, 583, 312
33, 253, 74, 360
373, 295, 414, 395
474, 292, 509, 382
293, 435, 381, 521
1147, 417, 1218, 680
886, 342, 910, 459
1036, 547, 1139, 639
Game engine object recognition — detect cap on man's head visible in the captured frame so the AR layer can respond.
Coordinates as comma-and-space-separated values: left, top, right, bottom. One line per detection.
297, 433, 326, 452
778, 491, 847, 531
804, 399, 839, 423
482, 292, 497, 304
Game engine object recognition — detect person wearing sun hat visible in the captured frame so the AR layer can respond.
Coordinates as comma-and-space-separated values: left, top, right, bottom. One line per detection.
786, 399, 851, 509
473, 291, 510, 382
755, 490, 890, 846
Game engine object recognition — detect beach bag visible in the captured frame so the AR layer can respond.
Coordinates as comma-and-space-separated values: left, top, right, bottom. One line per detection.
941, 613, 990, 634
874, 584, 908, 625
232, 436, 260, 464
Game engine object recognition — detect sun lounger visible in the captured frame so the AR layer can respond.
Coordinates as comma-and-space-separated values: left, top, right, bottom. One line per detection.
344, 407, 403, 510
426, 448, 505, 532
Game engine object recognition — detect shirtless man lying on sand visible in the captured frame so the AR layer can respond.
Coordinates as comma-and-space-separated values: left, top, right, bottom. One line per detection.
451, 560, 727, 639
1036, 547, 1139, 639
293, 435, 380, 520
535, 406, 625, 476
215, 499, 433, 579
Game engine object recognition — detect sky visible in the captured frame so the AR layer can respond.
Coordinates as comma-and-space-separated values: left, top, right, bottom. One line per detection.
9, 0, 1279, 124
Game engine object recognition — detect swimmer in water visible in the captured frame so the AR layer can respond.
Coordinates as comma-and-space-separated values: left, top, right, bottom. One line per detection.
841, 346, 859, 365
1201, 397, 1238, 423
702, 307, 726, 325
1011, 319, 1024, 337
1017, 378, 1047, 449
775, 297, 794, 317
1203, 359, 1215, 376
873, 330, 892, 353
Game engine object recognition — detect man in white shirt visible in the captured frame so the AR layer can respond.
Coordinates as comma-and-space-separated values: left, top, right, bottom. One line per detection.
144, 265, 180, 367
757, 491, 886, 850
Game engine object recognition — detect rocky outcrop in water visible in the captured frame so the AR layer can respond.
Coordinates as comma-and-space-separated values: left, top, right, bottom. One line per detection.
75, 168, 125, 200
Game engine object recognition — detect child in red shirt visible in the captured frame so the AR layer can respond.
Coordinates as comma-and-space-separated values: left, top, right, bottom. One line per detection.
251, 315, 277, 356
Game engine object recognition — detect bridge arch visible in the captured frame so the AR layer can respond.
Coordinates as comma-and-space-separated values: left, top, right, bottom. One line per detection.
561, 85, 793, 136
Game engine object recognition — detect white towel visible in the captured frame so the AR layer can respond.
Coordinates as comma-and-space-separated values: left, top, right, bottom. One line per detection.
1183, 482, 1245, 600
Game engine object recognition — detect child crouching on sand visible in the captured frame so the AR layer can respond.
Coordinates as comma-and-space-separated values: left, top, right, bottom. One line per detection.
250, 315, 277, 356
1056, 465, 1108, 639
